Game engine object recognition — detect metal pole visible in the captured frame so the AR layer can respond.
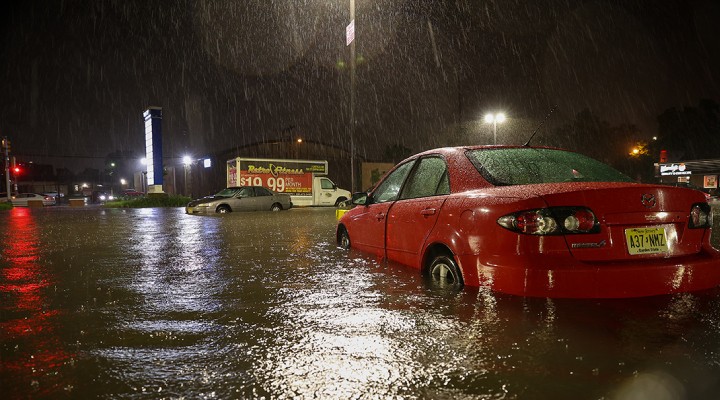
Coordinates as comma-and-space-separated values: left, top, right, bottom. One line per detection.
493, 121, 497, 145
184, 165, 188, 196
3, 137, 10, 200
349, 0, 356, 192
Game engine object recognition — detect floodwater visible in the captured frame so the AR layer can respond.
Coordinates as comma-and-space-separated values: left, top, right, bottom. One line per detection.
2, 206, 720, 399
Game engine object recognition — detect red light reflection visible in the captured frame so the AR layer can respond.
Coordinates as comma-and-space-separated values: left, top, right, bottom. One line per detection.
0, 207, 75, 397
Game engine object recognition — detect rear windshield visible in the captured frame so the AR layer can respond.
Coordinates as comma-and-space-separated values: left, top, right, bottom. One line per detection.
466, 148, 633, 186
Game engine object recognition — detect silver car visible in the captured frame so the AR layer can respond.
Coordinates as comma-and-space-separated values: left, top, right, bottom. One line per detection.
185, 186, 293, 214
11, 193, 57, 206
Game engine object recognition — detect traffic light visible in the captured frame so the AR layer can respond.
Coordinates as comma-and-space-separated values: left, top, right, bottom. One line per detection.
1, 138, 8, 152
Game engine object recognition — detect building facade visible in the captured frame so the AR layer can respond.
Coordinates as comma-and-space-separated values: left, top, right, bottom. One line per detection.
655, 159, 720, 194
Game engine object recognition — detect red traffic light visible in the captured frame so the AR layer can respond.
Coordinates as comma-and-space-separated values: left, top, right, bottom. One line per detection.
13, 166, 20, 174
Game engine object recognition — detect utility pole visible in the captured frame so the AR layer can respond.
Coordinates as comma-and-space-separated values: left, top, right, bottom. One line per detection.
348, 0, 356, 192
2, 137, 10, 201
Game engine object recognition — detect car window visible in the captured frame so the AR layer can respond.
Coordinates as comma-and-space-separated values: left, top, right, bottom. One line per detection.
372, 161, 415, 203
320, 178, 335, 190
215, 188, 239, 197
466, 148, 634, 185
255, 187, 273, 196
237, 187, 254, 197
400, 157, 450, 199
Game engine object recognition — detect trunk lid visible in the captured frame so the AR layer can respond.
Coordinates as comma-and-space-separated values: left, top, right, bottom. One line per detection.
530, 182, 709, 261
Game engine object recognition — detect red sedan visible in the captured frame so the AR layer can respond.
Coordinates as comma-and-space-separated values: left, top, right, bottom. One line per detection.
336, 146, 720, 298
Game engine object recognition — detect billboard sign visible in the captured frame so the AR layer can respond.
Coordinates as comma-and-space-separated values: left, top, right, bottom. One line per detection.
228, 158, 327, 196
659, 163, 691, 176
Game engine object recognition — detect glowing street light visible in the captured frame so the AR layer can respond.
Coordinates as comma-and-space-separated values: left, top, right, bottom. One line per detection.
484, 112, 506, 145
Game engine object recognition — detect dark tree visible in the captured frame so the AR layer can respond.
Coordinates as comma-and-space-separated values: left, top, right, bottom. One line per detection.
548, 109, 632, 168
656, 99, 720, 161
103, 150, 142, 186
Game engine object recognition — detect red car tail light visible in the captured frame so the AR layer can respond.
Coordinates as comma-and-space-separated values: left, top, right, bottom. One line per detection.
689, 203, 712, 229
498, 207, 599, 235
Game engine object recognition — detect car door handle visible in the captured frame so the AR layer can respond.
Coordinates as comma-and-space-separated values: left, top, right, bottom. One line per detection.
420, 208, 436, 216
375, 212, 386, 221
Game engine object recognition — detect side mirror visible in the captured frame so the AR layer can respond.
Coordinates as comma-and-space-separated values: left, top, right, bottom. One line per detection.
351, 192, 370, 206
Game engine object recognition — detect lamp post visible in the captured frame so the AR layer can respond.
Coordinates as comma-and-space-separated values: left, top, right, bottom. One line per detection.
348, 0, 356, 192
484, 112, 506, 145
139, 158, 148, 194
183, 155, 193, 197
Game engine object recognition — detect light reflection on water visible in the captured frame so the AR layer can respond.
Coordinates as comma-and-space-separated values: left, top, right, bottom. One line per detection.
0, 207, 75, 398
0, 207, 719, 399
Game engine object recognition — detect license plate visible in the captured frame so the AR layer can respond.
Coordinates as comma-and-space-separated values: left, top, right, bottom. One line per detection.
625, 227, 668, 255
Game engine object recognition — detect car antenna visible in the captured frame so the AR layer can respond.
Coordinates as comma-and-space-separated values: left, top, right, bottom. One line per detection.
523, 104, 558, 147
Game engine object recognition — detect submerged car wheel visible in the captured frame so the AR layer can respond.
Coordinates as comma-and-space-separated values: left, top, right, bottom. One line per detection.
338, 227, 351, 249
271, 203, 283, 211
216, 205, 231, 213
426, 254, 463, 290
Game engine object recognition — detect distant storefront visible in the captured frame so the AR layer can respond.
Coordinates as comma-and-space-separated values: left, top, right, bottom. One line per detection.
655, 159, 720, 194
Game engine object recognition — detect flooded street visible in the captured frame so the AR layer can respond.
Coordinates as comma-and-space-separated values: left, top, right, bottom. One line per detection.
2, 206, 720, 399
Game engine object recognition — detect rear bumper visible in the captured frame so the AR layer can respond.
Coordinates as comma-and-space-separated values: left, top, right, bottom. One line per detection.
457, 249, 720, 298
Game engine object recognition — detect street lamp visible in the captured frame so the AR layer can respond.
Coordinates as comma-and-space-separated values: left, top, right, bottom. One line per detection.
139, 158, 148, 194
348, 0, 356, 192
484, 112, 506, 145
183, 155, 193, 197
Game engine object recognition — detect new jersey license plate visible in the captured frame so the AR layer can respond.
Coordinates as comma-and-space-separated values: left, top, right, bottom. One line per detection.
625, 227, 668, 255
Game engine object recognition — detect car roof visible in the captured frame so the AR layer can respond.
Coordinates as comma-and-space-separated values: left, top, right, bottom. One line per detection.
410, 144, 562, 158
383, 145, 574, 194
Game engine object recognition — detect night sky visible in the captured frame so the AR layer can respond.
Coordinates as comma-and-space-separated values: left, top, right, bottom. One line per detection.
1, 0, 718, 172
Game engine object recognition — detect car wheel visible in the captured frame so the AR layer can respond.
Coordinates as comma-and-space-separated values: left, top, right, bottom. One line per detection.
216, 205, 231, 213
426, 254, 463, 290
335, 197, 348, 207
338, 227, 351, 249
271, 203, 283, 211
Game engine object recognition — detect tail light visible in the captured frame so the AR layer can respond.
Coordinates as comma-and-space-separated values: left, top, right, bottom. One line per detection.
498, 207, 599, 235
689, 203, 712, 229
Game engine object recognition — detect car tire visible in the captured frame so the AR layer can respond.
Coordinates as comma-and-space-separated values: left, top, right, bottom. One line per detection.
426, 254, 463, 290
335, 197, 348, 207
216, 205, 231, 213
271, 203, 283, 212
338, 227, 351, 249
